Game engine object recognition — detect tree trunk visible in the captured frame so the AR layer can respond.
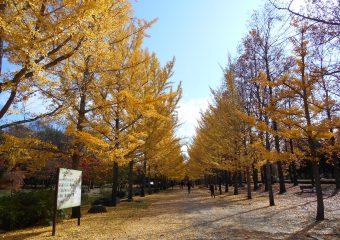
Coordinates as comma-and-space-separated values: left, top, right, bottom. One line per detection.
265, 42, 286, 194
224, 171, 229, 193
154, 176, 158, 192
233, 172, 238, 195
218, 176, 222, 195
71, 93, 86, 218
253, 165, 259, 190
238, 171, 243, 187
111, 162, 118, 206
288, 139, 298, 186
266, 161, 275, 206
277, 161, 286, 194
312, 161, 324, 221
246, 167, 252, 199
330, 133, 340, 189
310, 161, 315, 186
214, 175, 217, 190
272, 121, 286, 194
300, 29, 324, 220
127, 160, 133, 202
321, 71, 339, 190
228, 172, 232, 186
292, 162, 298, 186
0, 22, 3, 75
263, 165, 268, 192
335, 160, 340, 189
147, 165, 151, 194
140, 160, 146, 197
289, 163, 293, 183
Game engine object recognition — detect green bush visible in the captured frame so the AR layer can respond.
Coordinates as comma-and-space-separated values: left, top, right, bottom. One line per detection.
0, 190, 64, 230
118, 190, 126, 198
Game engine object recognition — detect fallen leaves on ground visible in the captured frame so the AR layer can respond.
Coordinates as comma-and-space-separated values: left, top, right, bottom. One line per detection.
1, 184, 339, 240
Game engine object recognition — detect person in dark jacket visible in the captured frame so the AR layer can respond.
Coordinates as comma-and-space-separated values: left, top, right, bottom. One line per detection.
209, 184, 215, 198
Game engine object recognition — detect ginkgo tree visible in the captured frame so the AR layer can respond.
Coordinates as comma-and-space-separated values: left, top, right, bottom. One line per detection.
267, 21, 333, 221
139, 78, 183, 196
188, 68, 255, 198
0, 0, 185, 211
236, 20, 336, 221
0, 0, 130, 129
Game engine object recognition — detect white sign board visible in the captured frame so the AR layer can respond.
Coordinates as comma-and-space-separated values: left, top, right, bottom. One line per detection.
57, 168, 82, 210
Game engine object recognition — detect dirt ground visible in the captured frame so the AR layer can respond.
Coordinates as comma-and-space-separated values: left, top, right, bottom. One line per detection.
1, 184, 339, 240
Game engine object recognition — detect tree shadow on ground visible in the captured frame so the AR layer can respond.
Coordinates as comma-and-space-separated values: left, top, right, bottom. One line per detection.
190, 205, 272, 227
285, 221, 321, 240
329, 188, 338, 197
144, 205, 273, 239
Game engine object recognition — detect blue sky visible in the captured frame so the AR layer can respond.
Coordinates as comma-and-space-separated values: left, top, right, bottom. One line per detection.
132, 0, 264, 141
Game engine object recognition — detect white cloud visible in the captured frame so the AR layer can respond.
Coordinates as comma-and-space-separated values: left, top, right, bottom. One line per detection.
176, 97, 210, 142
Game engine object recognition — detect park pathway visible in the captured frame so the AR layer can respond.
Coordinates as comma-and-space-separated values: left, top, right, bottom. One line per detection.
2, 185, 339, 239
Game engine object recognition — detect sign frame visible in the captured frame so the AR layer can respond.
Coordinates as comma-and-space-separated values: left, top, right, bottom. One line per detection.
52, 168, 82, 236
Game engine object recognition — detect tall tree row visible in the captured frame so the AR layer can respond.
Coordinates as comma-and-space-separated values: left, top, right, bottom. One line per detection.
0, 0, 185, 205
188, 0, 339, 221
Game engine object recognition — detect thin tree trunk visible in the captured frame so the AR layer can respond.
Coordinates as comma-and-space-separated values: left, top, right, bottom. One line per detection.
214, 175, 217, 190
253, 165, 259, 190
334, 160, 340, 189
140, 159, 146, 197
312, 161, 324, 220
289, 163, 293, 183
320, 63, 340, 189
288, 139, 298, 186
224, 171, 229, 192
273, 121, 286, 194
329, 132, 340, 189
218, 175, 222, 195
127, 160, 133, 202
147, 176, 151, 195
71, 91, 86, 218
147, 164, 151, 194
0, 26, 3, 75
233, 172, 238, 195
264, 41, 286, 194
246, 167, 252, 199
238, 171, 243, 187
292, 162, 298, 186
300, 28, 324, 220
266, 161, 275, 206
277, 160, 286, 194
265, 126, 274, 207
111, 162, 118, 206
263, 165, 268, 192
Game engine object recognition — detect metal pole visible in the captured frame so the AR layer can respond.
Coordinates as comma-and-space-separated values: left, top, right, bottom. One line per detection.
52, 168, 60, 236
78, 206, 81, 226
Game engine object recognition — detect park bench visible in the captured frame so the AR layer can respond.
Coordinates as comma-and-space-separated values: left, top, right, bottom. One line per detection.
300, 184, 314, 193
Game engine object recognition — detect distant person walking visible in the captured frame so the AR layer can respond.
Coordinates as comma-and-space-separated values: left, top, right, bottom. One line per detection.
187, 181, 192, 194
209, 184, 215, 198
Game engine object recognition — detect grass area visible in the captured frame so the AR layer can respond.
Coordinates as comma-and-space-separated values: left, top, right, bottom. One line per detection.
1, 192, 156, 240
0, 190, 10, 198
63, 187, 153, 219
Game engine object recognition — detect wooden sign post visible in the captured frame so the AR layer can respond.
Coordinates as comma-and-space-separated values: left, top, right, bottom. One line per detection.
52, 168, 82, 236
